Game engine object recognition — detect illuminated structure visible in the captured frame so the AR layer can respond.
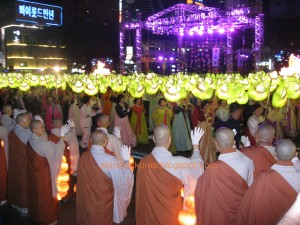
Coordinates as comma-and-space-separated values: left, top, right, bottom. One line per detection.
1, 0, 66, 71
120, 3, 264, 73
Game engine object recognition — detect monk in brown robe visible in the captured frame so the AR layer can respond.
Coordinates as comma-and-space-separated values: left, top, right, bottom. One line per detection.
76, 130, 133, 225
195, 128, 254, 225
237, 139, 300, 225
7, 112, 32, 215
241, 124, 277, 179
0, 137, 7, 206
27, 120, 70, 225
136, 125, 205, 225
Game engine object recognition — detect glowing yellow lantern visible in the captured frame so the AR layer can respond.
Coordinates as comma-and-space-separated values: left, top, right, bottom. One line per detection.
287, 82, 300, 99
178, 210, 196, 225
71, 80, 84, 93
84, 82, 98, 96
19, 81, 30, 91
57, 156, 70, 200
272, 85, 287, 108
185, 194, 195, 210
248, 83, 268, 101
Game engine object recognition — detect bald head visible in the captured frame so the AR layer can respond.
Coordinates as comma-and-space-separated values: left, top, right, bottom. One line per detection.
255, 124, 275, 143
52, 119, 62, 129
153, 125, 171, 148
96, 114, 110, 128
276, 139, 296, 161
30, 120, 45, 136
2, 105, 12, 115
16, 112, 31, 129
215, 127, 235, 151
92, 130, 108, 146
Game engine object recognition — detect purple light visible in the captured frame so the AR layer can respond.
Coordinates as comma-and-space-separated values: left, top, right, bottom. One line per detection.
218, 28, 225, 34
158, 56, 163, 61
179, 32, 184, 36
229, 27, 234, 32
170, 57, 174, 61
198, 30, 203, 35
189, 31, 194, 36
208, 29, 213, 34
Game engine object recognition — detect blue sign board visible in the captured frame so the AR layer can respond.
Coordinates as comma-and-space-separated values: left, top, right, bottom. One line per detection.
15, 0, 62, 26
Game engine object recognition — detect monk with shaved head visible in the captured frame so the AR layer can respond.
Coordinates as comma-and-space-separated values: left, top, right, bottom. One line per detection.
136, 125, 205, 225
195, 127, 254, 225
7, 111, 32, 215
27, 118, 71, 224
92, 114, 124, 165
238, 139, 300, 225
241, 124, 277, 179
76, 129, 133, 225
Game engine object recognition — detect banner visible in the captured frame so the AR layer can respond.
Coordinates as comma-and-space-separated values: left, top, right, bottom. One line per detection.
212, 47, 220, 67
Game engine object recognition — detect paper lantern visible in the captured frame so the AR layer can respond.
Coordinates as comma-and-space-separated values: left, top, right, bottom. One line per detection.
178, 210, 196, 225
29, 74, 39, 86
192, 82, 214, 100
287, 82, 300, 99
60, 162, 69, 173
185, 194, 195, 210
57, 172, 70, 183
71, 80, 84, 93
57, 183, 69, 192
248, 83, 268, 101
19, 81, 30, 91
216, 83, 234, 100
84, 82, 98, 96
272, 85, 287, 108
129, 156, 134, 172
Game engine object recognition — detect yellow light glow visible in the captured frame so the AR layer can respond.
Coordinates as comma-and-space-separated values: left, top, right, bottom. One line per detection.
38, 57, 66, 60
6, 43, 65, 48
7, 56, 34, 59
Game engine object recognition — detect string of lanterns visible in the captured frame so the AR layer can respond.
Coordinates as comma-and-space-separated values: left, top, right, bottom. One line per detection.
0, 55, 299, 108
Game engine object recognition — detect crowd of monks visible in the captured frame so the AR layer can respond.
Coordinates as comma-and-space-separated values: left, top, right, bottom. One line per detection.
0, 87, 300, 225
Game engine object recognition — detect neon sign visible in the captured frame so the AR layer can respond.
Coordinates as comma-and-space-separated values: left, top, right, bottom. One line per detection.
15, 0, 62, 26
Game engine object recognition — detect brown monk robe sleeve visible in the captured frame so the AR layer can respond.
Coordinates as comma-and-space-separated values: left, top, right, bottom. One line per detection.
241, 145, 277, 179
7, 131, 28, 208
136, 154, 183, 225
237, 169, 297, 225
27, 142, 58, 225
195, 161, 248, 225
0, 139, 7, 202
76, 151, 114, 225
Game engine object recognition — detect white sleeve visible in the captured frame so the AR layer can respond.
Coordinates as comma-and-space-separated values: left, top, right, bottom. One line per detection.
247, 117, 257, 136
167, 154, 204, 204
107, 161, 134, 223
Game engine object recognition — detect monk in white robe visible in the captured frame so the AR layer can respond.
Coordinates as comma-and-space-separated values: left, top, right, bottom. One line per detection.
27, 120, 71, 225
238, 139, 300, 225
195, 128, 254, 225
8, 112, 32, 215
136, 125, 205, 225
76, 130, 133, 225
